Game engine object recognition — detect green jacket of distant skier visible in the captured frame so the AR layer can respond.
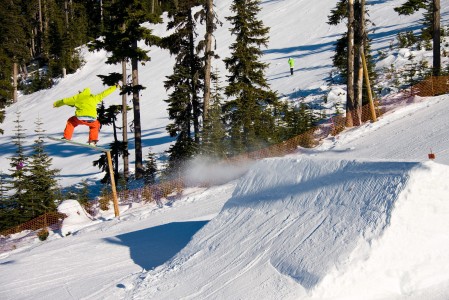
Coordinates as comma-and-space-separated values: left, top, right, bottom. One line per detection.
53, 86, 117, 119
288, 57, 295, 68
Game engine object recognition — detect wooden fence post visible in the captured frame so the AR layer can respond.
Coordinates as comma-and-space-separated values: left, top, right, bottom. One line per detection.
361, 52, 377, 122
106, 151, 120, 217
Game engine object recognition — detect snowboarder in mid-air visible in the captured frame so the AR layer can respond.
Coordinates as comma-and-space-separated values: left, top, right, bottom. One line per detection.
53, 85, 118, 145
288, 57, 295, 76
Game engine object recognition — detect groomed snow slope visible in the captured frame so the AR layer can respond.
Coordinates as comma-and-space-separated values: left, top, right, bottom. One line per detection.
0, 183, 236, 300
129, 156, 449, 300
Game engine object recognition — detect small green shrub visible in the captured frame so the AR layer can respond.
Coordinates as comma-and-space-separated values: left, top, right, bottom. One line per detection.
37, 228, 49, 241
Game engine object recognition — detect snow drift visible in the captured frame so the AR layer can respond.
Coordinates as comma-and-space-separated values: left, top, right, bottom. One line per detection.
58, 200, 94, 236
129, 156, 449, 300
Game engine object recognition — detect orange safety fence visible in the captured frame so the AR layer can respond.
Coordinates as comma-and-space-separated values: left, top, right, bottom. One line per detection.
0, 212, 66, 252
1, 75, 448, 247
84, 178, 185, 216
0, 212, 66, 237
410, 75, 449, 97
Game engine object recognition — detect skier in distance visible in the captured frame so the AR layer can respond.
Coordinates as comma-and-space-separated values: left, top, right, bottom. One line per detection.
288, 57, 295, 76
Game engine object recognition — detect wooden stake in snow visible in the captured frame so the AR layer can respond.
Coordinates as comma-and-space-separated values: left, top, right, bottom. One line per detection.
46, 136, 120, 217
361, 52, 377, 122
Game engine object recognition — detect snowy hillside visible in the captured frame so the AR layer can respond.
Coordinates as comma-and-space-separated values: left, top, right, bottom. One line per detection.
1, 0, 449, 299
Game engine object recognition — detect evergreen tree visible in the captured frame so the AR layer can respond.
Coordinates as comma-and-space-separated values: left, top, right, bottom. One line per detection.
196, 0, 221, 121
97, 102, 129, 179
162, 0, 203, 170
47, 2, 86, 78
0, 0, 94, 100
84, 0, 104, 39
143, 149, 158, 185
293, 104, 316, 137
8, 112, 30, 225
223, 0, 278, 155
91, 0, 162, 179
328, 0, 376, 125
0, 0, 29, 103
0, 63, 7, 133
0, 171, 11, 231
77, 179, 93, 214
331, 36, 349, 81
274, 101, 318, 144
25, 116, 60, 218
22, 0, 88, 78
328, 0, 347, 25
93, 153, 110, 184
77, 180, 90, 205
395, 0, 441, 75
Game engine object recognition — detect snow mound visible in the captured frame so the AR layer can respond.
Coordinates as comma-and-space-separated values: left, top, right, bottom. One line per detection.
58, 200, 93, 236
130, 157, 449, 300
327, 86, 346, 104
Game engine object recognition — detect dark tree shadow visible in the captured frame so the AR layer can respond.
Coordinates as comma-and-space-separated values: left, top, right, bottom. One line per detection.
104, 221, 208, 271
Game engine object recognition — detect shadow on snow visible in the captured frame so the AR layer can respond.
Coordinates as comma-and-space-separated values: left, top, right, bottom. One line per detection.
104, 221, 208, 271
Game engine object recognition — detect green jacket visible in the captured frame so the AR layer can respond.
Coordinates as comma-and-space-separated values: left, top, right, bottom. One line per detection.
288, 58, 295, 68
53, 86, 117, 118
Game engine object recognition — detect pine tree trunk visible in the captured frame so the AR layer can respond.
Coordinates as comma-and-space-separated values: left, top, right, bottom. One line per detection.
69, 0, 73, 20
188, 11, 200, 143
100, 0, 103, 25
39, 0, 43, 34
433, 0, 440, 76
38, 0, 43, 56
13, 62, 18, 103
21, 64, 28, 80
113, 122, 119, 177
30, 28, 36, 57
122, 60, 129, 180
346, 0, 355, 127
44, 0, 48, 34
203, 0, 214, 122
131, 46, 143, 179
353, 0, 364, 126
43, 0, 48, 58
65, 0, 69, 29
121, 23, 129, 181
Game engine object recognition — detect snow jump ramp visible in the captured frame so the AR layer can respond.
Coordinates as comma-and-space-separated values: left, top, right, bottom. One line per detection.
131, 156, 449, 300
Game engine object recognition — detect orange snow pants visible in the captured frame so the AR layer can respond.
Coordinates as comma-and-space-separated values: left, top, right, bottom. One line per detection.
64, 116, 101, 142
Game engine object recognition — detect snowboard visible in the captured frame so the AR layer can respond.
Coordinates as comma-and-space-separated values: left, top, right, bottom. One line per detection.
46, 136, 109, 152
